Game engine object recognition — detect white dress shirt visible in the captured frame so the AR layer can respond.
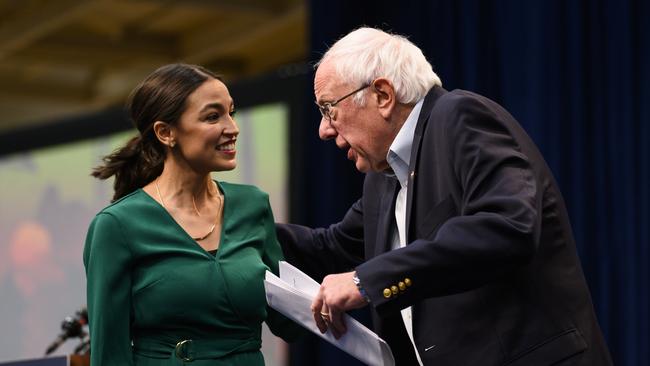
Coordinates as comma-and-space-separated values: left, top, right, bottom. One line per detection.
386, 98, 424, 366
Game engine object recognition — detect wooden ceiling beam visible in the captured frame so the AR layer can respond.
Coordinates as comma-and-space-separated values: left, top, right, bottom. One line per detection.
0, 76, 93, 103
0, 0, 105, 61
182, 3, 305, 66
3, 33, 178, 69
141, 0, 287, 15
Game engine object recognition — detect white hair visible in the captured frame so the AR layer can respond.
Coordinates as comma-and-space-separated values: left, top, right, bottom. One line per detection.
316, 27, 442, 105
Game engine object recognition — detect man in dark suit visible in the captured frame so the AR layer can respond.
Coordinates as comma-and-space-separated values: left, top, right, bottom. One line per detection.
277, 27, 612, 365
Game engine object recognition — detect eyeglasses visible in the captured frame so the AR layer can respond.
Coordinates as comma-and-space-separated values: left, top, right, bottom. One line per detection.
315, 83, 371, 124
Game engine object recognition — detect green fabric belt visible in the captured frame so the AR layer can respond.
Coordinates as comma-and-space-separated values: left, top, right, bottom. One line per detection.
133, 336, 262, 362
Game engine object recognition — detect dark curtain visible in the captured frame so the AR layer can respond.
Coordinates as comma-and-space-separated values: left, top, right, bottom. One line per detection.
289, 1, 649, 365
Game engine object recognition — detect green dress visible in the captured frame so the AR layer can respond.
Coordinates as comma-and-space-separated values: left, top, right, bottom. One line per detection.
83, 182, 302, 365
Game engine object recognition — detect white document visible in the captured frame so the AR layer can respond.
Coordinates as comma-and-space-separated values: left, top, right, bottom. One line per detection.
264, 261, 395, 366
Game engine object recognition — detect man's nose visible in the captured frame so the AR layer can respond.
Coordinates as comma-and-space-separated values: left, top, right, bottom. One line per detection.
318, 118, 337, 140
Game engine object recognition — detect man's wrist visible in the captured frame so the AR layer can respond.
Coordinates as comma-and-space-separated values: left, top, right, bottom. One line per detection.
352, 272, 371, 303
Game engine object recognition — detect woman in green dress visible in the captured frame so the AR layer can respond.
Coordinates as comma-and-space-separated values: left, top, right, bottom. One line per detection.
84, 63, 301, 365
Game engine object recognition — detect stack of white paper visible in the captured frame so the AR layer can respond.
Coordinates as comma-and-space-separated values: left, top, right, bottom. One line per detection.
264, 261, 395, 366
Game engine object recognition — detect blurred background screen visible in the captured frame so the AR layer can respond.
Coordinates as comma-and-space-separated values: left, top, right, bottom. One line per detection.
0, 102, 289, 365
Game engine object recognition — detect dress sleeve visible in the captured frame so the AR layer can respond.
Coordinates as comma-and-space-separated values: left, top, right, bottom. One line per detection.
83, 212, 134, 365
260, 197, 306, 342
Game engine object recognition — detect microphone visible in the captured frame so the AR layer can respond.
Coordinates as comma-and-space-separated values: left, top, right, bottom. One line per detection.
45, 307, 88, 356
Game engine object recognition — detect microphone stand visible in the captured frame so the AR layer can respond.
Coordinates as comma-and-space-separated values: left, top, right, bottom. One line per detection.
45, 307, 89, 356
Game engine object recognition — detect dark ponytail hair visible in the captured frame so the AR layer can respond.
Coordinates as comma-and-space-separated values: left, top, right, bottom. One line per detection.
92, 63, 221, 202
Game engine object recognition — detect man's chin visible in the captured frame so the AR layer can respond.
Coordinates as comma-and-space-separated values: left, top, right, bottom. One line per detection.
354, 158, 390, 173
353, 159, 372, 173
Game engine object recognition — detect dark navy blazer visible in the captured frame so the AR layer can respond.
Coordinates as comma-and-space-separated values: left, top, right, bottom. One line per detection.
278, 86, 612, 366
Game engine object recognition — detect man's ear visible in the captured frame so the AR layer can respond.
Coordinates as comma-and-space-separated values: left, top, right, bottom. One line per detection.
152, 121, 175, 148
372, 78, 396, 119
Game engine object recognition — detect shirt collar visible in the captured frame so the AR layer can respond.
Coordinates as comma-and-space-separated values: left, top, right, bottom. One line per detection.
386, 98, 424, 187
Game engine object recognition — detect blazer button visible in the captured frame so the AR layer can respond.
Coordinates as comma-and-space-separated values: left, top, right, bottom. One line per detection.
383, 288, 392, 298
398, 281, 406, 291
391, 285, 399, 295
404, 278, 412, 287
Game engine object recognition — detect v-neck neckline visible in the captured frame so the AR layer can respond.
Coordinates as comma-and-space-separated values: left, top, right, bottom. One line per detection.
139, 180, 226, 260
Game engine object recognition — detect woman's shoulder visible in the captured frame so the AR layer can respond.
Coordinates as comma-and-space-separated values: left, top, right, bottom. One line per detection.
217, 181, 272, 216
218, 181, 269, 200
96, 189, 150, 218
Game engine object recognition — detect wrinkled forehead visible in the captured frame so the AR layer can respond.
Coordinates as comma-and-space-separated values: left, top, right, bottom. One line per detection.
314, 61, 343, 102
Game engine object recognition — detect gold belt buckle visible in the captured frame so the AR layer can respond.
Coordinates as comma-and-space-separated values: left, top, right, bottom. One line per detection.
175, 339, 193, 362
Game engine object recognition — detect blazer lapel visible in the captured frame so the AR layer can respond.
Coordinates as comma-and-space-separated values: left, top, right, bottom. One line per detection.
373, 177, 399, 258
405, 86, 447, 241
